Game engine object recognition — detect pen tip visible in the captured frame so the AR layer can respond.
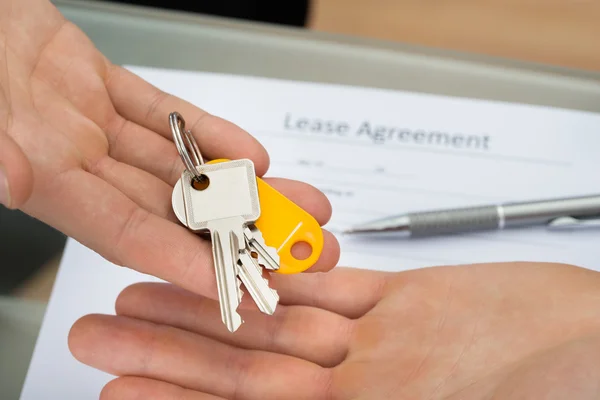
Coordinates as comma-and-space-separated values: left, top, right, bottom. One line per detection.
341, 226, 366, 234
341, 226, 379, 235
340, 216, 411, 236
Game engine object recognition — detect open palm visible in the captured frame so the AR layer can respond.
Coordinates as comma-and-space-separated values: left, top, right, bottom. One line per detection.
0, 0, 340, 298
70, 262, 600, 399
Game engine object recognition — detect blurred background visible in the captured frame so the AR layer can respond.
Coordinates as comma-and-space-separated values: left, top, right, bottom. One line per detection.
2, 0, 600, 302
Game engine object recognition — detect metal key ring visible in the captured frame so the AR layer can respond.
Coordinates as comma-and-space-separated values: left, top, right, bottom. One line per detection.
169, 112, 205, 180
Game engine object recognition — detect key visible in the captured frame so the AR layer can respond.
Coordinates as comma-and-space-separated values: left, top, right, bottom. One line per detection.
172, 175, 187, 226
169, 111, 283, 331
173, 157, 326, 273
244, 225, 280, 271
237, 248, 279, 315
210, 218, 246, 332
208, 159, 325, 274
180, 159, 261, 332
173, 178, 280, 318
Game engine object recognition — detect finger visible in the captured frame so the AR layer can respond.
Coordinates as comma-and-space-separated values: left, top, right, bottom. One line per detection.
105, 117, 334, 225
98, 134, 335, 227
36, 167, 339, 298
93, 157, 339, 272
69, 314, 333, 400
262, 177, 333, 226
302, 229, 340, 273
0, 127, 34, 208
104, 65, 270, 176
93, 151, 340, 272
0, 41, 32, 209
105, 116, 186, 185
91, 156, 174, 220
272, 267, 392, 319
99, 119, 340, 271
36, 168, 219, 299
87, 154, 338, 274
116, 282, 352, 367
101, 377, 225, 400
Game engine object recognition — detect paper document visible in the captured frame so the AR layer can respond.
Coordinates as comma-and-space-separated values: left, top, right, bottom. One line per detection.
20, 65, 600, 399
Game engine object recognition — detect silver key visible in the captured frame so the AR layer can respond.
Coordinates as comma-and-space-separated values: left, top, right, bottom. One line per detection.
237, 249, 279, 315
244, 225, 280, 271
180, 159, 261, 332
174, 174, 280, 273
172, 177, 188, 227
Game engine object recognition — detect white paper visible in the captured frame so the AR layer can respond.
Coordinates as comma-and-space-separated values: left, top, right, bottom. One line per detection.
20, 66, 600, 399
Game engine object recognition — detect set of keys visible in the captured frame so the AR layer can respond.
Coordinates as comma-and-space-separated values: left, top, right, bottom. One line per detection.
169, 112, 323, 332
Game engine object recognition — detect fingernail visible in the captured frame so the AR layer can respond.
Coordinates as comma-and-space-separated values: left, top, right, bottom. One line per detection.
0, 165, 10, 207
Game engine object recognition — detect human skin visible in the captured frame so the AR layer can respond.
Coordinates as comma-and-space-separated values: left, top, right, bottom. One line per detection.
0, 0, 340, 300
6, 1, 600, 398
70, 261, 600, 399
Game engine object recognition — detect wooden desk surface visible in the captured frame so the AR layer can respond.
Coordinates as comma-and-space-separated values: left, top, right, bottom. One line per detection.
309, 0, 600, 72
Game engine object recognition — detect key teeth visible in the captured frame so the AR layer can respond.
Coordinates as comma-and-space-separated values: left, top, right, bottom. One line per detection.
263, 276, 280, 302
236, 278, 244, 302
265, 279, 275, 291
237, 250, 280, 316
260, 257, 279, 271
244, 225, 281, 272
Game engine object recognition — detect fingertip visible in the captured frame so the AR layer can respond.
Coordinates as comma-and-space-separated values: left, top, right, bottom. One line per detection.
101, 377, 201, 400
116, 282, 185, 317
115, 282, 151, 315
263, 177, 333, 226
105, 66, 271, 177
195, 115, 271, 176
69, 314, 159, 376
304, 230, 341, 273
68, 314, 105, 363
251, 139, 270, 177
99, 378, 123, 400
100, 377, 143, 400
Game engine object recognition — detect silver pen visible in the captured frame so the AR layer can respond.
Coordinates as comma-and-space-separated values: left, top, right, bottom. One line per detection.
344, 194, 600, 238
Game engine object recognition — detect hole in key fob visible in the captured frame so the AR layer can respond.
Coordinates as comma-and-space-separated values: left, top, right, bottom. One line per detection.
207, 158, 324, 274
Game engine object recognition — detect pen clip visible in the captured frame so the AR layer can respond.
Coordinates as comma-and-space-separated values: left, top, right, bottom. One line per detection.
547, 215, 600, 230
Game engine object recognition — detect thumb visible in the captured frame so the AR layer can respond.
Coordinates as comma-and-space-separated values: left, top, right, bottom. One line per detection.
0, 128, 34, 209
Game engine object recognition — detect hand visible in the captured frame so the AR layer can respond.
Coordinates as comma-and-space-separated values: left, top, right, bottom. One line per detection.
69, 262, 600, 399
0, 0, 340, 296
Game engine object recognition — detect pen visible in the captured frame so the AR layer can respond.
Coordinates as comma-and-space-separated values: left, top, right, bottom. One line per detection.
343, 194, 600, 238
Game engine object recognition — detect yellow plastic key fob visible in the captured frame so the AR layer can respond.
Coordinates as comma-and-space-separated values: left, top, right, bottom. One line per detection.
208, 159, 323, 274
